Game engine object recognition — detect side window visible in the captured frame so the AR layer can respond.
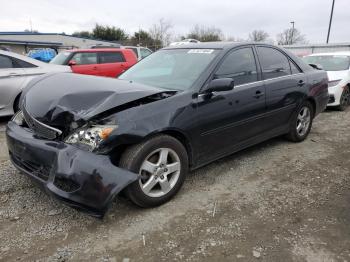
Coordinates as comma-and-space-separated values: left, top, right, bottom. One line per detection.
215, 47, 258, 86
140, 48, 152, 59
289, 60, 301, 74
99, 52, 125, 63
0, 55, 14, 69
257, 47, 291, 80
71, 52, 97, 65
127, 48, 138, 57
13, 58, 37, 68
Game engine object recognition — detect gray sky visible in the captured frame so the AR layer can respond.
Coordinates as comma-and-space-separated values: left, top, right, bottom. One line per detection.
0, 0, 349, 43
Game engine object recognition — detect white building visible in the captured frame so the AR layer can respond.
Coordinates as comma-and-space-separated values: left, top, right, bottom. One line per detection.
283, 43, 350, 57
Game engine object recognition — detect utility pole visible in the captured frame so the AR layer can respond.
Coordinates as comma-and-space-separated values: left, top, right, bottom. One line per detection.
290, 21, 295, 45
327, 0, 335, 43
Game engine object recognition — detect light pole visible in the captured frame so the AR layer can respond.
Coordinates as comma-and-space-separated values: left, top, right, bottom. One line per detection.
327, 0, 335, 43
290, 21, 295, 45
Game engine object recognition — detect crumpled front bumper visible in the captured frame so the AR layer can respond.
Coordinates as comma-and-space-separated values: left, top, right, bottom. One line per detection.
6, 121, 139, 218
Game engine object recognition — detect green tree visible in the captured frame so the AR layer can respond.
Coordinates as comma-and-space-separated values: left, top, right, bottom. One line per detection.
72, 31, 91, 38
92, 24, 128, 41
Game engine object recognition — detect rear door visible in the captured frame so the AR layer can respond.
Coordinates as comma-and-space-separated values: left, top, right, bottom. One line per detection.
69, 52, 98, 76
256, 46, 306, 131
98, 51, 126, 77
0, 55, 25, 113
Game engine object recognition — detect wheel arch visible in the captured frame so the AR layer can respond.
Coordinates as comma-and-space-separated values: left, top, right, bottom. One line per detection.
306, 97, 316, 118
110, 129, 194, 169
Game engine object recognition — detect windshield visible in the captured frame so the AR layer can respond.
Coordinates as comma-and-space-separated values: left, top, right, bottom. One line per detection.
119, 49, 219, 90
303, 55, 350, 71
50, 52, 71, 65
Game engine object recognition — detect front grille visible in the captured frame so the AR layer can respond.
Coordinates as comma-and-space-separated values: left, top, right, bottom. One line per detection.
54, 177, 80, 192
11, 153, 50, 181
22, 107, 62, 140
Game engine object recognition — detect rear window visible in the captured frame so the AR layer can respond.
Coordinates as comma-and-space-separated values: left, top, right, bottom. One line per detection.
303, 55, 350, 71
99, 52, 125, 63
0, 55, 13, 68
14, 58, 37, 68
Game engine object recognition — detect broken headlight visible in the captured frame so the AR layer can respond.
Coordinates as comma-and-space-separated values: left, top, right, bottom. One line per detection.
64, 125, 117, 151
12, 111, 25, 126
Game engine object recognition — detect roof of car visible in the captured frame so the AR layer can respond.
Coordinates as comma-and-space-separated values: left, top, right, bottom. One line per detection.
64, 48, 127, 52
307, 51, 350, 57
163, 41, 270, 50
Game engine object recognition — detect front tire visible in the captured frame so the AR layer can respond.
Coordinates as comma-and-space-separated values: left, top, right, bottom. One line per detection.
119, 135, 188, 207
286, 101, 314, 142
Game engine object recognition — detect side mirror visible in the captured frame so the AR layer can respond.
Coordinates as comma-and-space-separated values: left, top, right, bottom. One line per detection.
68, 60, 77, 66
309, 63, 323, 70
203, 78, 234, 94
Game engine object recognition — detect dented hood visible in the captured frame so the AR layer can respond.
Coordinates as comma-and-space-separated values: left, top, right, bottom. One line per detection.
22, 73, 165, 127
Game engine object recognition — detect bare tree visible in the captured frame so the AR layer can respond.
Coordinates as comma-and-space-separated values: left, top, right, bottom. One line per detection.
248, 30, 269, 42
187, 25, 223, 42
276, 28, 307, 45
148, 18, 173, 49
225, 36, 246, 42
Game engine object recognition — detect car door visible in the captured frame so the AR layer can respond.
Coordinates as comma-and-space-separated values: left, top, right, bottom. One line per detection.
69, 52, 98, 76
194, 46, 267, 163
97, 51, 126, 77
0, 55, 25, 114
256, 46, 306, 131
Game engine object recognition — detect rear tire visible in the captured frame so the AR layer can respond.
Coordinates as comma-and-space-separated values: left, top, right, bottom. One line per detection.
286, 101, 314, 142
119, 135, 188, 208
336, 87, 350, 111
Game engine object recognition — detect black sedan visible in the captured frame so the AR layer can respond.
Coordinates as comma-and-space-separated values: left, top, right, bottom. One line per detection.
6, 42, 329, 217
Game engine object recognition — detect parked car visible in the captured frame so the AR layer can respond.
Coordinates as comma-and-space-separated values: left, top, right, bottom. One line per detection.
7, 42, 328, 217
304, 52, 350, 110
50, 48, 137, 77
123, 46, 153, 61
27, 48, 57, 63
169, 38, 201, 46
0, 50, 71, 117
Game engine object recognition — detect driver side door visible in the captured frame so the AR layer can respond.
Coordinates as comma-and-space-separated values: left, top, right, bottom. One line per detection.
193, 46, 267, 164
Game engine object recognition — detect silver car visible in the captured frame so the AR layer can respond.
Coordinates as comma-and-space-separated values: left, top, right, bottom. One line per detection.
0, 50, 71, 117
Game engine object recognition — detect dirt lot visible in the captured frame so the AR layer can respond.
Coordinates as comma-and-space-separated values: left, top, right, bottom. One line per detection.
0, 109, 349, 262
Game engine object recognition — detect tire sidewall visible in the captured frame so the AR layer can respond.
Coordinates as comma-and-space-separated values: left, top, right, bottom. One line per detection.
125, 136, 188, 206
290, 101, 314, 142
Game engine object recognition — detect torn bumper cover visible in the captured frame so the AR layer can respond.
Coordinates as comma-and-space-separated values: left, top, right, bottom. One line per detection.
6, 121, 138, 217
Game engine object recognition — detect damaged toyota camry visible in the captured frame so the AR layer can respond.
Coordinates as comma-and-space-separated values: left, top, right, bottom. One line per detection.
6, 42, 329, 217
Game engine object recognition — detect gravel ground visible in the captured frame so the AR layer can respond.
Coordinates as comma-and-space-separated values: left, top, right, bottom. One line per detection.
0, 109, 349, 262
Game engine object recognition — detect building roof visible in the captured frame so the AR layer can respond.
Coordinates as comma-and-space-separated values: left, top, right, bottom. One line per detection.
0, 39, 62, 46
0, 32, 121, 44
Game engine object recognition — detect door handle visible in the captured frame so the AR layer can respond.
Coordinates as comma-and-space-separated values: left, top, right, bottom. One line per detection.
298, 80, 305, 86
93, 66, 98, 70
253, 90, 264, 99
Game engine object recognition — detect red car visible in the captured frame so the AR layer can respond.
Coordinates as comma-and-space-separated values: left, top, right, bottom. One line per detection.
50, 48, 137, 77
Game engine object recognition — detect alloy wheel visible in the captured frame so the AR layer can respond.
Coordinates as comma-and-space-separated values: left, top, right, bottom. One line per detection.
296, 106, 311, 137
138, 148, 181, 198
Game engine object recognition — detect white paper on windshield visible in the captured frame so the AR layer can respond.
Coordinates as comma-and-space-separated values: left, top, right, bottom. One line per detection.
188, 49, 214, 54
